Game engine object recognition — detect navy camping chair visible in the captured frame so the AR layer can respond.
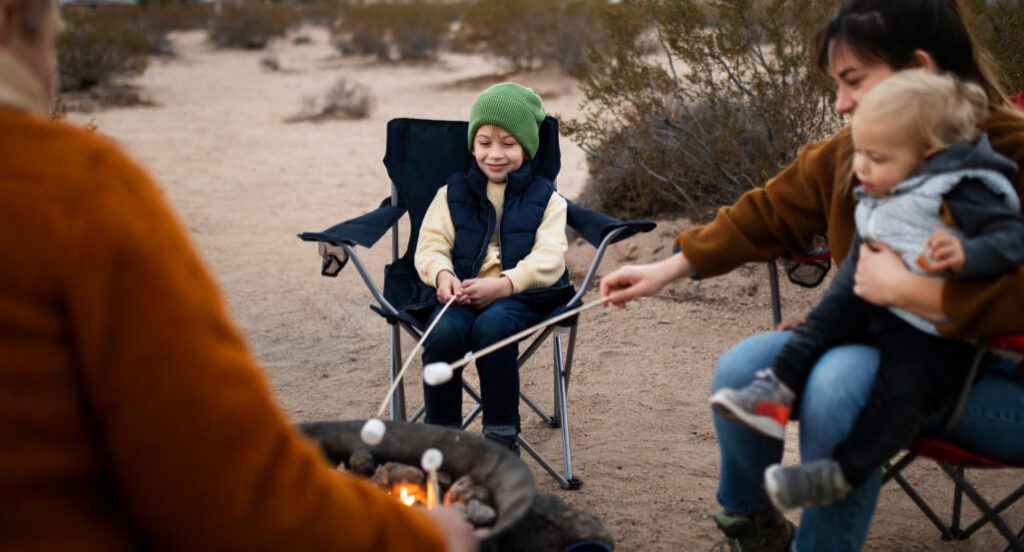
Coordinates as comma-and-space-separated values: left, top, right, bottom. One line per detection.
299, 116, 655, 489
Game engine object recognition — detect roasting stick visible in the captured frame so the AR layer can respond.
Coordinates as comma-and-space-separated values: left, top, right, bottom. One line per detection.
361, 295, 611, 446
421, 448, 443, 509
449, 295, 611, 372
360, 295, 458, 446
375, 295, 457, 418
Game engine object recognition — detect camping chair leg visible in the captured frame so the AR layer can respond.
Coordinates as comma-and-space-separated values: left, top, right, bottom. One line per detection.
768, 260, 782, 329
410, 404, 425, 422
952, 466, 963, 535
962, 484, 1024, 541
518, 435, 582, 490
1008, 526, 1024, 552
460, 382, 482, 428
884, 456, 956, 540
938, 463, 1024, 550
388, 324, 406, 421
553, 334, 577, 487
562, 325, 578, 393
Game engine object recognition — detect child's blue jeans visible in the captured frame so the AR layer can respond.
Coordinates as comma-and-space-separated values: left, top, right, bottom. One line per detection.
421, 295, 545, 433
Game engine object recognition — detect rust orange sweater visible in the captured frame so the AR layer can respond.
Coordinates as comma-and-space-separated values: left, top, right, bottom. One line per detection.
0, 109, 445, 551
676, 108, 1024, 339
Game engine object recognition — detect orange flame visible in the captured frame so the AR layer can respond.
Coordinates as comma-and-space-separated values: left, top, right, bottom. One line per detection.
390, 483, 424, 507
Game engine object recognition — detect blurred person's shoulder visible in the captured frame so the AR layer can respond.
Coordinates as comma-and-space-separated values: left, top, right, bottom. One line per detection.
0, 108, 155, 194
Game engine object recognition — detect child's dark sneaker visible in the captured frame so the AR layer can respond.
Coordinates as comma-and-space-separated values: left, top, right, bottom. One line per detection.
708, 508, 795, 552
709, 369, 795, 440
763, 460, 852, 511
483, 431, 520, 457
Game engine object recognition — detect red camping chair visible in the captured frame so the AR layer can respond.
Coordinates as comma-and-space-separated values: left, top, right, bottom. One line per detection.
881, 335, 1024, 552
769, 253, 1024, 551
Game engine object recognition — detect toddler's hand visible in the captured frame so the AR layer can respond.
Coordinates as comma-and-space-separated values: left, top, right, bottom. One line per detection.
917, 229, 965, 274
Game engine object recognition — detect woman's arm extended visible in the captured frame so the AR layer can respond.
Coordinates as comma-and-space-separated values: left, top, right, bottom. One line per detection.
599, 251, 695, 307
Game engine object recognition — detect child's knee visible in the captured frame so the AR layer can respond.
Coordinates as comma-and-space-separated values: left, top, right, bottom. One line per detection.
470, 310, 519, 349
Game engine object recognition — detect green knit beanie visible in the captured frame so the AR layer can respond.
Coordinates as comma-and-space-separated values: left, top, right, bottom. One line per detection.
468, 83, 546, 158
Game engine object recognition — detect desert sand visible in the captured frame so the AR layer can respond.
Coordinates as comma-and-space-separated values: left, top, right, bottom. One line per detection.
69, 27, 1022, 551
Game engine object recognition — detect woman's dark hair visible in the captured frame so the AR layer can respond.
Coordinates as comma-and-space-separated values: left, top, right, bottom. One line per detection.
813, 0, 1011, 111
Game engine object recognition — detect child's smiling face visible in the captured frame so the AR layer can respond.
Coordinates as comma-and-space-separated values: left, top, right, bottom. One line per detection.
472, 125, 525, 183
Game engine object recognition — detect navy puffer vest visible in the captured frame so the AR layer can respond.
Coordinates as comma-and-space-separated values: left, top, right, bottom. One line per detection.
445, 162, 573, 312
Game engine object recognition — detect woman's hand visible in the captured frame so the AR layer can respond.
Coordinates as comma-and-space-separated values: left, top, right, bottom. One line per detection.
425, 506, 477, 552
435, 271, 468, 305
855, 241, 946, 321
853, 241, 909, 306
599, 252, 694, 308
461, 276, 513, 308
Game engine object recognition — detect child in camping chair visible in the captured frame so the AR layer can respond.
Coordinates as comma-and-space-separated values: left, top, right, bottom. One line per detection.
415, 83, 573, 454
710, 70, 1024, 510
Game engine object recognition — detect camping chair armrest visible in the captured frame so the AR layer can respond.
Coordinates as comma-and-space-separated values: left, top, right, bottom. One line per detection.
565, 202, 657, 306
297, 197, 407, 318
565, 200, 656, 248
297, 197, 407, 249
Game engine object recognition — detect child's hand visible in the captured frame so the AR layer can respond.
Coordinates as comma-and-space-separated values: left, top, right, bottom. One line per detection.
435, 271, 467, 305
917, 229, 965, 274
461, 276, 513, 308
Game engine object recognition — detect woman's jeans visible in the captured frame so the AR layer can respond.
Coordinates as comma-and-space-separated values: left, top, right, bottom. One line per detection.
711, 331, 1024, 552
421, 296, 545, 432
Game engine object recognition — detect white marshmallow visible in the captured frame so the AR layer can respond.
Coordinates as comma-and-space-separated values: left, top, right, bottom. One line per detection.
423, 362, 454, 386
421, 448, 444, 472
360, 417, 386, 446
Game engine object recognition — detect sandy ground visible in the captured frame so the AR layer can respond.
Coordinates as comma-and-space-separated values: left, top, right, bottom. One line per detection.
69, 28, 1022, 551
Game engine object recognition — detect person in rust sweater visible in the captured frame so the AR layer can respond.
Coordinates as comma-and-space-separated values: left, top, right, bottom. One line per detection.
0, 1, 474, 550
599, 1, 1024, 551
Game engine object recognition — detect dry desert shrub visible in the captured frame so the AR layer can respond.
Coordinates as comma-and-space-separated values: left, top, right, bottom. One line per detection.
457, 0, 607, 74
966, 0, 1024, 94
331, 2, 456, 62
208, 1, 301, 50
286, 77, 373, 123
565, 0, 843, 220
58, 8, 150, 91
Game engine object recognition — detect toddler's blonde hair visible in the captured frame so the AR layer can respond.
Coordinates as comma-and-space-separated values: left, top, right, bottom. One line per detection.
854, 68, 989, 151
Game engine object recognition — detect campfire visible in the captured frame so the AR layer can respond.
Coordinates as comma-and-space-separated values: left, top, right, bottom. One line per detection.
298, 419, 536, 548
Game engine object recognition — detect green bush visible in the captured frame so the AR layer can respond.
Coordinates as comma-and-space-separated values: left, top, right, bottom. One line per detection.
332, 2, 455, 62
58, 8, 150, 91
208, 2, 300, 50
565, 0, 842, 220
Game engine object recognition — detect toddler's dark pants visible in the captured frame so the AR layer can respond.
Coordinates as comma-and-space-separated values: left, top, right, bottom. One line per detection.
772, 290, 977, 485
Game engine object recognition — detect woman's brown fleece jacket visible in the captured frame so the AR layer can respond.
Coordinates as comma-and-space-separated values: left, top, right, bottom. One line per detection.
675, 109, 1024, 339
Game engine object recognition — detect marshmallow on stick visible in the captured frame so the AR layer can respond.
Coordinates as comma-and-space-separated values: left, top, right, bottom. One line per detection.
360, 296, 458, 446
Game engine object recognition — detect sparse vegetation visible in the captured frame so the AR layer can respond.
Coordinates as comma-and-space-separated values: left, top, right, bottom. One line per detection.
457, 0, 607, 73
58, 8, 150, 91
967, 0, 1024, 95
331, 2, 456, 62
208, 1, 300, 50
565, 0, 843, 220
286, 77, 373, 123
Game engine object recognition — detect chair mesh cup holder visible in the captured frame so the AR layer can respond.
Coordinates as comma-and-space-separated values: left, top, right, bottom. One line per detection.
781, 255, 831, 288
